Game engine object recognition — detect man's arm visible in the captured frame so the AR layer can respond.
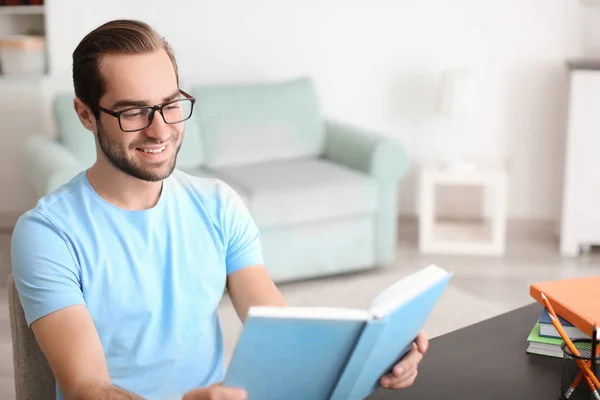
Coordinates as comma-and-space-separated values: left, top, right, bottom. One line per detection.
217, 181, 287, 320
31, 305, 143, 400
11, 212, 143, 399
226, 265, 287, 321
33, 305, 247, 400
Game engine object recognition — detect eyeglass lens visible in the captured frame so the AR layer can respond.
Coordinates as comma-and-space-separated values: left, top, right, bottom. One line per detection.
120, 99, 193, 131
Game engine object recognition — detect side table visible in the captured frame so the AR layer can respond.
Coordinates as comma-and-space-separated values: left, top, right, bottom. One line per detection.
418, 164, 508, 255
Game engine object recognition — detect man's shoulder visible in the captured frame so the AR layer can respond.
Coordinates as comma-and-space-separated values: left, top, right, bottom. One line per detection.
15, 171, 87, 234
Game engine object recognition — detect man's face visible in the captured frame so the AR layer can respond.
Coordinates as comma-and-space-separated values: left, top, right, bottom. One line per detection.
96, 49, 183, 182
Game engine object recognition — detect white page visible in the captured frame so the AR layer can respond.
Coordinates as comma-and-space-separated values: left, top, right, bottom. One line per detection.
369, 265, 451, 319
248, 306, 371, 321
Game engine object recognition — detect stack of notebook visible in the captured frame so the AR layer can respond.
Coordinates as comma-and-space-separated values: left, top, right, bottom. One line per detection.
527, 276, 598, 358
537, 308, 587, 340
526, 308, 587, 358
526, 321, 564, 358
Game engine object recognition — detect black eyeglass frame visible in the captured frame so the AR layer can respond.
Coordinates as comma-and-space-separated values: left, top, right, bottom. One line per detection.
97, 89, 196, 133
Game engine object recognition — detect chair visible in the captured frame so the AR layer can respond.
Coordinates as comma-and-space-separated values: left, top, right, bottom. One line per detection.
7, 273, 55, 400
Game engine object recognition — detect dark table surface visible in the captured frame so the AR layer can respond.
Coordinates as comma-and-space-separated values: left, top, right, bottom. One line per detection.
368, 302, 564, 399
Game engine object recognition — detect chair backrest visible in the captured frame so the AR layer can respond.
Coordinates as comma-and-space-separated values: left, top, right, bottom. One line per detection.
7, 273, 56, 400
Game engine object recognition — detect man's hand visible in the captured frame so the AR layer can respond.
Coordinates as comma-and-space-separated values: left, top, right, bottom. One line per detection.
380, 330, 429, 390
183, 383, 247, 400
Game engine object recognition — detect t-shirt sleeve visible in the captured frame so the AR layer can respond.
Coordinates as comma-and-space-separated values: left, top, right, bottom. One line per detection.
217, 181, 265, 275
10, 211, 85, 326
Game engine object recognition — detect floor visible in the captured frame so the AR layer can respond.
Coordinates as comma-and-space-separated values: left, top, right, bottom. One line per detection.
0, 220, 599, 399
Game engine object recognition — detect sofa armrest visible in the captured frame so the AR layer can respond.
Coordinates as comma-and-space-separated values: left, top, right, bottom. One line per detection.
323, 120, 410, 264
23, 136, 84, 197
322, 120, 410, 181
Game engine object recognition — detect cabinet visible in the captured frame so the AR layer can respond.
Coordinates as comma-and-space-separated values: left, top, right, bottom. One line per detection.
560, 61, 600, 256
0, 3, 47, 77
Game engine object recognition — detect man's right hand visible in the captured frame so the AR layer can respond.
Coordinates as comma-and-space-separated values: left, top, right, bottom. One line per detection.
183, 383, 247, 400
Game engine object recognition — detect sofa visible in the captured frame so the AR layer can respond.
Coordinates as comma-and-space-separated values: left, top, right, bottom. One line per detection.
23, 77, 410, 283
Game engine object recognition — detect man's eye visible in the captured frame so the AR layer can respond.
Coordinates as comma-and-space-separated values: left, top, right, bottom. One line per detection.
122, 110, 146, 118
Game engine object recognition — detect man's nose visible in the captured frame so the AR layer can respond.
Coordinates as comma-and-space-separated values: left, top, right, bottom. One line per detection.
144, 110, 171, 141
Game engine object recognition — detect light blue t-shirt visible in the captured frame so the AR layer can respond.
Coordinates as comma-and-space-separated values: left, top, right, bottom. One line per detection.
10, 169, 264, 400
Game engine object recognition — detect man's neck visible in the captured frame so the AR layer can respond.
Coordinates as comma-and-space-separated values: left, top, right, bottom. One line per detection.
86, 164, 163, 211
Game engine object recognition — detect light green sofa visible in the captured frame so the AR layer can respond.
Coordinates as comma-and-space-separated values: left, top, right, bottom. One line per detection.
23, 77, 410, 282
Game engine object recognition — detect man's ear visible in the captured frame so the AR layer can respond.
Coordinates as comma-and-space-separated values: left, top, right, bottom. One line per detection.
73, 98, 97, 133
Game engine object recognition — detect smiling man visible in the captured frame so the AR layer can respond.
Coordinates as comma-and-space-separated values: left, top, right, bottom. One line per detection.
10, 19, 427, 400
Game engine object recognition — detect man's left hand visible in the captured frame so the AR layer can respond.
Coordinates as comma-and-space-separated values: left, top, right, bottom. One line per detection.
379, 330, 429, 390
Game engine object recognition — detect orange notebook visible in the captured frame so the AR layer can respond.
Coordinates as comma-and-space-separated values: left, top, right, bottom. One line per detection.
530, 276, 600, 338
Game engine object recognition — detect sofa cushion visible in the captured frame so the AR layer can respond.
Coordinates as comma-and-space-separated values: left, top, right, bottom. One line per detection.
191, 77, 325, 169
260, 217, 376, 282
53, 93, 97, 168
212, 159, 378, 229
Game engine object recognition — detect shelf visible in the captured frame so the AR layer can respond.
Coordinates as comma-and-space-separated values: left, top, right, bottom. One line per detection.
0, 5, 44, 16
0, 5, 47, 80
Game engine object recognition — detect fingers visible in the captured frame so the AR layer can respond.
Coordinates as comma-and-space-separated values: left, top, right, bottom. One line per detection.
396, 343, 423, 376
183, 383, 247, 400
388, 370, 418, 390
380, 343, 423, 389
381, 368, 419, 390
212, 387, 248, 400
416, 330, 429, 354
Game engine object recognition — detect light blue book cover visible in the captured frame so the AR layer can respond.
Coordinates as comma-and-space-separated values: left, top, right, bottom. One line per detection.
222, 265, 452, 400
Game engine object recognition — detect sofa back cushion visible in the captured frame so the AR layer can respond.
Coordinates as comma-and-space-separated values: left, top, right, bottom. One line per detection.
53, 93, 97, 168
191, 77, 325, 168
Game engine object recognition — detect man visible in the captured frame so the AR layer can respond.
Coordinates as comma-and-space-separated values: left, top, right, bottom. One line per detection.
11, 19, 427, 400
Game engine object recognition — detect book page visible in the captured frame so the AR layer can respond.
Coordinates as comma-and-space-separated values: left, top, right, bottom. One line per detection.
248, 306, 371, 321
369, 265, 451, 318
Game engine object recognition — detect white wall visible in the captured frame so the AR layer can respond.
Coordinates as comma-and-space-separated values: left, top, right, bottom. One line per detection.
582, 5, 600, 56
0, 0, 586, 220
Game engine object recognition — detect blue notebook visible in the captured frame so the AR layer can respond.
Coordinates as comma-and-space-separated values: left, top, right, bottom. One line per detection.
539, 308, 574, 326
538, 308, 587, 339
222, 264, 453, 400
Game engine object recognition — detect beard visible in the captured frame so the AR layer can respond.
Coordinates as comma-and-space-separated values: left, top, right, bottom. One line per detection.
96, 121, 182, 182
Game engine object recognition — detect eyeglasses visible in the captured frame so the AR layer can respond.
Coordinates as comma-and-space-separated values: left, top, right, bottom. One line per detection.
98, 89, 196, 132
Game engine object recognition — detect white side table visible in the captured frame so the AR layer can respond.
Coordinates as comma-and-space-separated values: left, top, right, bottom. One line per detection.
418, 164, 508, 255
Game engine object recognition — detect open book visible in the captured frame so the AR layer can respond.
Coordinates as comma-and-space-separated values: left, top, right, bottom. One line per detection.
222, 264, 453, 400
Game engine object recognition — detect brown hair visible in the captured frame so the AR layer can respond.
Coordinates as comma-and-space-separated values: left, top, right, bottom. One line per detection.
72, 19, 178, 117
